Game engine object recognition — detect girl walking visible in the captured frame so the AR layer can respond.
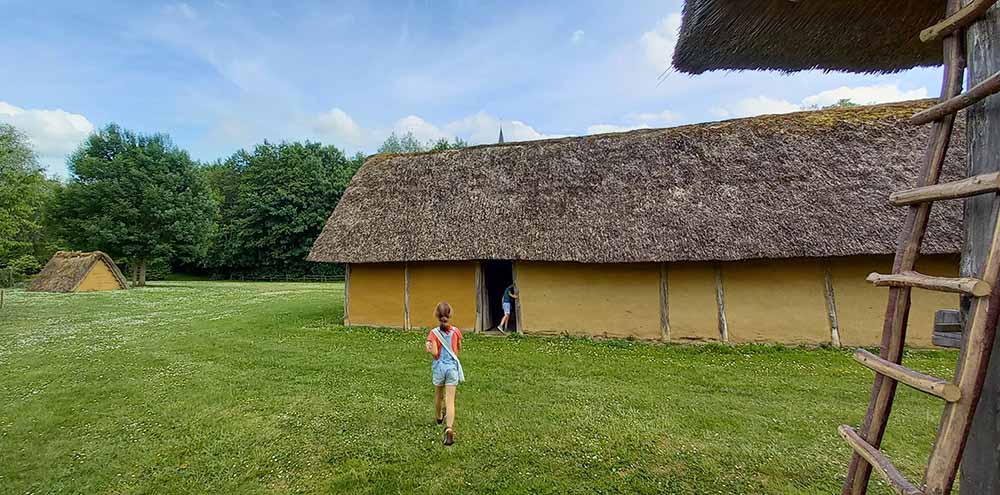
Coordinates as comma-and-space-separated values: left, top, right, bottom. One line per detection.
424, 302, 464, 445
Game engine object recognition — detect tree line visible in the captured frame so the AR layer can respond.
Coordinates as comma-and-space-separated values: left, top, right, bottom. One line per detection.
1, 122, 465, 287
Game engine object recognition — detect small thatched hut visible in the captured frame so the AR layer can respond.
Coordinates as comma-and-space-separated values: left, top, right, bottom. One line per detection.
309, 101, 965, 346
28, 251, 129, 293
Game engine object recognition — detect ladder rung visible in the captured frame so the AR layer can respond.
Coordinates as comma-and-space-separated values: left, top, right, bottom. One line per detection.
839, 425, 924, 495
853, 349, 961, 402
890, 172, 1000, 206
920, 0, 999, 42
911, 69, 1000, 125
867, 271, 991, 297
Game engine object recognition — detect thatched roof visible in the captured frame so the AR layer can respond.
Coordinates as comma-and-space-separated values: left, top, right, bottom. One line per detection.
672, 0, 946, 74
309, 100, 964, 264
27, 251, 128, 292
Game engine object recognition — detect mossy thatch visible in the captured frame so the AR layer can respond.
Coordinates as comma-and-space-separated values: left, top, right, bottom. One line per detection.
27, 251, 129, 293
308, 100, 965, 264
672, 0, 947, 74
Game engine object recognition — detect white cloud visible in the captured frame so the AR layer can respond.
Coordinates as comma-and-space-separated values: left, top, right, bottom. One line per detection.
309, 108, 557, 150
630, 110, 681, 125
0, 101, 95, 172
712, 82, 929, 120
801, 83, 928, 107
639, 13, 681, 71
164, 2, 198, 20
586, 123, 650, 135
442, 111, 555, 144
570, 30, 585, 44
715, 96, 801, 119
393, 115, 447, 143
585, 108, 681, 136
313, 108, 365, 146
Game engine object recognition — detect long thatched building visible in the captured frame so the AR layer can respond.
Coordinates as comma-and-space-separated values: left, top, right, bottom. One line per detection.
28, 251, 129, 293
309, 101, 965, 347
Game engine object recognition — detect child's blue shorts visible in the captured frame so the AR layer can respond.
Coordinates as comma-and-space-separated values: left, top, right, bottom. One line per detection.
502, 302, 512, 315
433, 365, 460, 386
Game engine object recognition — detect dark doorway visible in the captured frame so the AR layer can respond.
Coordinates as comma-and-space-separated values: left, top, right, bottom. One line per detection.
482, 260, 515, 332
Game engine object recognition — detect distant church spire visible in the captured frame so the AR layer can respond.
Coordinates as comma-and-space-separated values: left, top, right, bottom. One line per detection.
498, 125, 505, 144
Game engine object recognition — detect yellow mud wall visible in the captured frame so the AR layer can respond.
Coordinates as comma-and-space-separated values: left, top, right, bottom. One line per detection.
666, 262, 720, 342
408, 262, 476, 330
830, 254, 960, 348
517, 262, 661, 339
722, 259, 831, 344
347, 263, 405, 328
76, 261, 124, 291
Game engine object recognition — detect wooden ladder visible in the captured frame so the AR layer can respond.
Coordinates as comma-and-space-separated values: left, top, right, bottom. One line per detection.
840, 1, 1000, 494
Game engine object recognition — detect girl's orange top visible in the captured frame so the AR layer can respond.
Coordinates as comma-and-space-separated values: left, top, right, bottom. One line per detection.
426, 325, 462, 360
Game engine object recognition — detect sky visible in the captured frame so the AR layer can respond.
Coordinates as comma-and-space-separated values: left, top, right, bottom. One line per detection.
2, 0, 945, 177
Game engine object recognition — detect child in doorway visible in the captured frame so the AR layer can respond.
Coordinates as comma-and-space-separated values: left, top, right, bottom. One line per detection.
424, 302, 463, 446
498, 284, 518, 333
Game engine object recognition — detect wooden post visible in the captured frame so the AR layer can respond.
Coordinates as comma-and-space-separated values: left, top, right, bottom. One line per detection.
714, 263, 729, 343
512, 261, 524, 334
961, 2, 1000, 492
404, 262, 411, 330
824, 260, 842, 347
474, 262, 483, 332
480, 263, 492, 331
343, 264, 351, 326
660, 262, 670, 342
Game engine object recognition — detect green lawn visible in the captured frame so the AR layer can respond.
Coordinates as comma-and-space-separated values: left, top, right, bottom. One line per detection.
0, 281, 959, 494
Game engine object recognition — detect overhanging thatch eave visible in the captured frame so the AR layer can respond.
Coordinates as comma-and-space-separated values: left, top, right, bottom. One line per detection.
672, 0, 947, 74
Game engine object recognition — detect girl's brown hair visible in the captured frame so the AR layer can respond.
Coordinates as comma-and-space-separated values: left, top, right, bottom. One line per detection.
435, 302, 453, 320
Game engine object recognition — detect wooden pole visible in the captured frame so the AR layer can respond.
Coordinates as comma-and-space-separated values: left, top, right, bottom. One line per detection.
512, 261, 523, 334
866, 271, 991, 296
660, 262, 670, 342
824, 260, 842, 347
912, 70, 1000, 126
474, 262, 483, 332
343, 264, 351, 326
404, 262, 411, 330
714, 263, 729, 342
961, 2, 1000, 492
890, 171, 1000, 206
853, 349, 962, 402
921, 0, 1000, 41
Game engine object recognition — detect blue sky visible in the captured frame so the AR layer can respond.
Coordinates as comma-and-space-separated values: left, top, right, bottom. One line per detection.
2, 0, 944, 177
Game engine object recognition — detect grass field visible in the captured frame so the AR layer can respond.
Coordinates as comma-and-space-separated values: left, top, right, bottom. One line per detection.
0, 281, 960, 494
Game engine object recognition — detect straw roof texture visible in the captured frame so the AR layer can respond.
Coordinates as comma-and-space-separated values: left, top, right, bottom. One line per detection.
672, 0, 947, 74
27, 251, 128, 292
308, 100, 965, 264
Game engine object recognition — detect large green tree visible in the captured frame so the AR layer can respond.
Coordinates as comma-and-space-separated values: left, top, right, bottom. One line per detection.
53, 124, 215, 286
199, 157, 244, 272
377, 131, 467, 154
199, 142, 362, 277
0, 123, 59, 277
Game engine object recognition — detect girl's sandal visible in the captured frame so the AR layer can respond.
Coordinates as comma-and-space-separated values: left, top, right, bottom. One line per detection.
443, 428, 455, 446
437, 409, 445, 425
